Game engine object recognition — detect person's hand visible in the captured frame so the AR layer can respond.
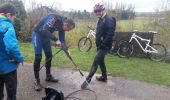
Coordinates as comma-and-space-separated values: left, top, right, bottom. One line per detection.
55, 40, 61, 48
21, 62, 24, 66
9, 59, 23, 65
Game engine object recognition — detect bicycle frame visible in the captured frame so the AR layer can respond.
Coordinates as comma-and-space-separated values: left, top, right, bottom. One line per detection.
86, 29, 96, 39
129, 32, 158, 53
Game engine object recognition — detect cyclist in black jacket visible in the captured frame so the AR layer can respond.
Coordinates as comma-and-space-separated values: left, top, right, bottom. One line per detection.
81, 2, 116, 89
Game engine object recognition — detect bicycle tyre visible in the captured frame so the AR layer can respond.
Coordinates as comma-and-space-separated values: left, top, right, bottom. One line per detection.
117, 41, 134, 58
149, 44, 166, 62
108, 41, 118, 55
78, 37, 92, 52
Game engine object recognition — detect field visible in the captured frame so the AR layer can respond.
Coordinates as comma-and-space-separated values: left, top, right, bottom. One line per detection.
65, 17, 170, 49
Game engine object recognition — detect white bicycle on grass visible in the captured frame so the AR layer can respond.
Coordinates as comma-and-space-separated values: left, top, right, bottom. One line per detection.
117, 31, 167, 61
77, 26, 96, 52
77, 26, 124, 57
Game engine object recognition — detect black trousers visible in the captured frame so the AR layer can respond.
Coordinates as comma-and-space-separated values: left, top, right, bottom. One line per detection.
33, 52, 52, 83
0, 70, 17, 100
86, 49, 108, 82
32, 31, 53, 83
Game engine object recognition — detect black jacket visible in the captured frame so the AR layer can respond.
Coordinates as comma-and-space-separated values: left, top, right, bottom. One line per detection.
96, 14, 116, 50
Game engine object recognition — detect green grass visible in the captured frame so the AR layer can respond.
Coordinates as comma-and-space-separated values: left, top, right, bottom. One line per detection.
19, 43, 170, 86
116, 17, 153, 32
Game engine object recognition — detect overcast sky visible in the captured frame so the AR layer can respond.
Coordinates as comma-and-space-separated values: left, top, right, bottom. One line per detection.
23, 0, 163, 12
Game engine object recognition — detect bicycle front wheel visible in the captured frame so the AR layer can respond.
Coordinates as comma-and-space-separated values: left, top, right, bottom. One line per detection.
78, 37, 92, 52
117, 41, 134, 58
149, 44, 166, 62
108, 41, 118, 55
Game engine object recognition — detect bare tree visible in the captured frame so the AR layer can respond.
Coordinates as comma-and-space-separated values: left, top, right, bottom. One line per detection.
149, 0, 170, 47
19, 1, 60, 41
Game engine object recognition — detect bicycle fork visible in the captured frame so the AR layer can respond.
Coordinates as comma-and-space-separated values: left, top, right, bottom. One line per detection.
84, 38, 89, 45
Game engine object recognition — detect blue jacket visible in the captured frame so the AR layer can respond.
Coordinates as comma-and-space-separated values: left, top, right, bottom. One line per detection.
0, 15, 24, 75
34, 13, 66, 43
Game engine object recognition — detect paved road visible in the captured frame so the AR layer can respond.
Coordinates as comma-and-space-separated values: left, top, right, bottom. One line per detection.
4, 63, 170, 100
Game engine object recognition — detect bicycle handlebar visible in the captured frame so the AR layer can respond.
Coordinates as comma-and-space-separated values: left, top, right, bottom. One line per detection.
87, 25, 95, 30
148, 31, 158, 34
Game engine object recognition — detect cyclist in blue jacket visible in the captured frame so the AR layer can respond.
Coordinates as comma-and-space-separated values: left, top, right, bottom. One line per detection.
0, 3, 24, 100
32, 13, 75, 91
81, 2, 116, 89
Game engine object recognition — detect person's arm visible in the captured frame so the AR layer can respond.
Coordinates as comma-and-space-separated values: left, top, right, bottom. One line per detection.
38, 16, 58, 41
101, 17, 116, 47
0, 23, 8, 33
58, 30, 68, 50
3, 23, 24, 62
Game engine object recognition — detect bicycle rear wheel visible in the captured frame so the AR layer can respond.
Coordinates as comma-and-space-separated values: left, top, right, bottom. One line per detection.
78, 37, 92, 52
117, 41, 134, 58
149, 44, 166, 62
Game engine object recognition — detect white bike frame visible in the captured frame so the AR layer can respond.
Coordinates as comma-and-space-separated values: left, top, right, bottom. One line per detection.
129, 32, 158, 53
86, 29, 96, 39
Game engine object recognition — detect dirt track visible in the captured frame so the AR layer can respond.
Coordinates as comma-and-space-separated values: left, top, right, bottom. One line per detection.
3, 63, 170, 100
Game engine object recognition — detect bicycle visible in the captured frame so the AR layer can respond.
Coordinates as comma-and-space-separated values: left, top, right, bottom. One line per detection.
77, 26, 95, 52
117, 31, 167, 61
108, 37, 125, 56
77, 26, 126, 57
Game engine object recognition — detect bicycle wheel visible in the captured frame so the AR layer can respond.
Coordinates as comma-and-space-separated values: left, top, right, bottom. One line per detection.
78, 37, 92, 52
108, 41, 118, 55
117, 41, 134, 58
149, 44, 166, 62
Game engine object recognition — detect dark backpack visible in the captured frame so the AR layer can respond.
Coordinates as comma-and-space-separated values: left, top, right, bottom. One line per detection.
42, 86, 65, 100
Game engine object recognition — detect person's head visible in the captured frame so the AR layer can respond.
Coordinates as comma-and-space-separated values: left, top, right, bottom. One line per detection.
0, 3, 17, 22
63, 18, 75, 31
93, 2, 105, 18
